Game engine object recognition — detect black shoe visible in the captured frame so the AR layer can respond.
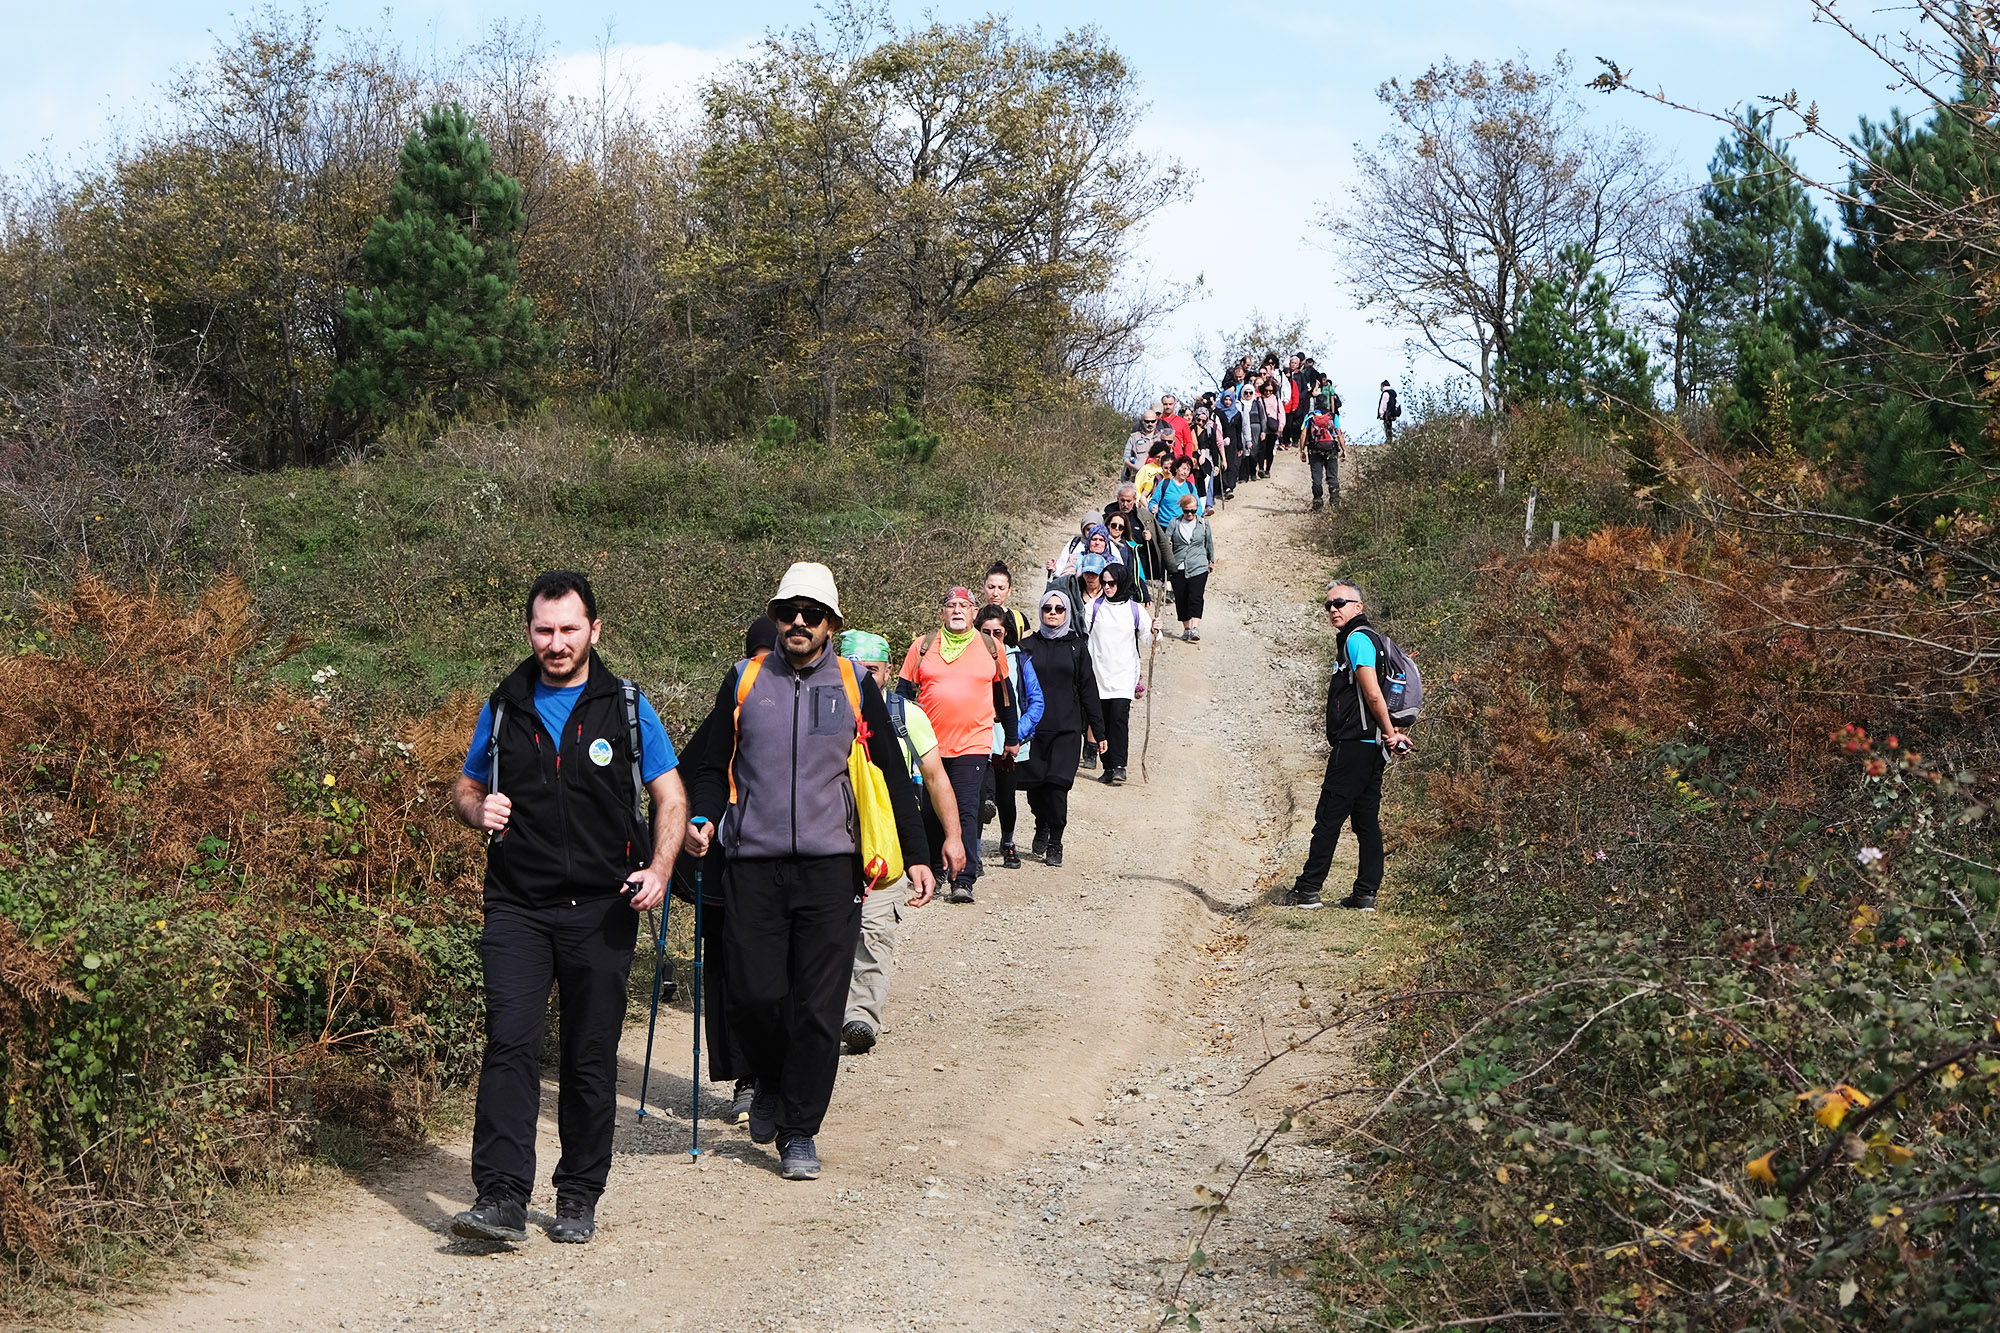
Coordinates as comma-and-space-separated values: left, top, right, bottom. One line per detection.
1099, 768, 1117, 784
1030, 827, 1048, 858
1310, 499, 1324, 511
1045, 843, 1063, 868
1335, 891, 1378, 912
450, 1195, 527, 1243
1285, 887, 1324, 910
1081, 749, 1098, 771
727, 1079, 755, 1123
1110, 766, 1128, 785
748, 1087, 779, 1143
980, 798, 997, 825
948, 879, 975, 904
548, 1199, 596, 1244
842, 1020, 877, 1055
1001, 844, 1021, 869
778, 1135, 822, 1181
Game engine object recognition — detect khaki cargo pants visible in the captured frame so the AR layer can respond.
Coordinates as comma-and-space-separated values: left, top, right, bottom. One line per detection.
845, 877, 905, 1033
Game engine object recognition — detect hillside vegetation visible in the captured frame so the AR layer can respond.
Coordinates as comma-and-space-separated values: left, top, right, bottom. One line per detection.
1303, 405, 1997, 1329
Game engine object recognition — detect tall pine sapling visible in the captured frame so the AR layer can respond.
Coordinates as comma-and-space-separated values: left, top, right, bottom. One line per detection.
334, 104, 548, 428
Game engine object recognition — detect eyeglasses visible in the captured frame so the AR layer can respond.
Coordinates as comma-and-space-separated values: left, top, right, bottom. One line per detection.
769, 600, 829, 626
981, 625, 1007, 637
1325, 597, 1356, 611
1040, 604, 1066, 615
1107, 523, 1125, 533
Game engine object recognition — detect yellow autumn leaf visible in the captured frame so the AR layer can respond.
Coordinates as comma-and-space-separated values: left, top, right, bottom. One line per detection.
1798, 1084, 1872, 1129
322, 773, 337, 787
1746, 1149, 1778, 1185
1882, 1143, 1914, 1166
1496, 1165, 1510, 1185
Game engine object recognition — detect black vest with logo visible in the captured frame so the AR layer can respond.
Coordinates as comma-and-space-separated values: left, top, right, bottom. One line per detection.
483, 650, 650, 910
1325, 618, 1385, 744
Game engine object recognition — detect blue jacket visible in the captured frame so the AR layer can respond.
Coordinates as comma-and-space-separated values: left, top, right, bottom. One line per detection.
993, 648, 1045, 752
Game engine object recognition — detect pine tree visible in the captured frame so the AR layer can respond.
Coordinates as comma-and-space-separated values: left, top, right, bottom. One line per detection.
1496, 244, 1655, 415
333, 104, 548, 427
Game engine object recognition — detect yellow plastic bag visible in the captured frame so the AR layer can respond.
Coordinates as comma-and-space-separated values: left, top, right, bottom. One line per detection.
837, 658, 905, 887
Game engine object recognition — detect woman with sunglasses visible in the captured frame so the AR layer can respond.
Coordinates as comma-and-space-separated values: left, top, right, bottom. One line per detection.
1083, 562, 1156, 786
1016, 591, 1104, 867
1102, 513, 1149, 589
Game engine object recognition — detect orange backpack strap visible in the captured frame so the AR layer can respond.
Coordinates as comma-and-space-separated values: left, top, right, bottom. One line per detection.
836, 656, 868, 743
727, 655, 766, 806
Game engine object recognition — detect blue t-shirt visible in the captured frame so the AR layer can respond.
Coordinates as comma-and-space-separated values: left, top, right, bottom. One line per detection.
1341, 629, 1380, 744
462, 679, 677, 784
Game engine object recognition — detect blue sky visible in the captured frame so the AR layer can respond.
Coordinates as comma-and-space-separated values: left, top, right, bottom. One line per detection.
2, 2, 1909, 423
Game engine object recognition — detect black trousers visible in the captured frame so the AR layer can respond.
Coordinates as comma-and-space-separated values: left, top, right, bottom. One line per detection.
1170, 570, 1208, 623
1025, 784, 1070, 845
1102, 697, 1133, 770
940, 754, 990, 884
698, 896, 745, 1083
723, 855, 863, 1139
471, 894, 638, 1209
992, 755, 1019, 843
1294, 742, 1386, 897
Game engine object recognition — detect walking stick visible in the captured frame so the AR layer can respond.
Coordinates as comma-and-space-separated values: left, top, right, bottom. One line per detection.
636, 876, 673, 1121
1140, 624, 1160, 784
688, 819, 709, 1159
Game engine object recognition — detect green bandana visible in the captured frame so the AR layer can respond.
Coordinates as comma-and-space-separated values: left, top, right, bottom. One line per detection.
937, 625, 978, 662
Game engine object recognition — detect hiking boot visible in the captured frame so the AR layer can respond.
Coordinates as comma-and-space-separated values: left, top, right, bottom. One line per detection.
948, 879, 975, 904
1030, 827, 1048, 858
748, 1087, 780, 1144
842, 1020, 877, 1055
1335, 891, 1378, 912
727, 1079, 756, 1123
778, 1135, 822, 1181
1080, 748, 1098, 771
1001, 843, 1022, 869
1310, 499, 1324, 511
1284, 887, 1324, 910
1045, 843, 1063, 868
547, 1199, 596, 1244
1110, 766, 1129, 785
980, 797, 997, 825
450, 1195, 527, 1243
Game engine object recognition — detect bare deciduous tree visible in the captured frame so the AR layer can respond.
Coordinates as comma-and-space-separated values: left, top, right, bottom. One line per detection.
1327, 53, 1663, 410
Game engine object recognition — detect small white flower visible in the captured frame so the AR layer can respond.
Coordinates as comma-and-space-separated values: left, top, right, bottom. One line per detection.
1856, 847, 1885, 867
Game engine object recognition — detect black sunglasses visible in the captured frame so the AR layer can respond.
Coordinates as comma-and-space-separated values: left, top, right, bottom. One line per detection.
769, 600, 830, 627
1325, 597, 1356, 611
1040, 603, 1067, 614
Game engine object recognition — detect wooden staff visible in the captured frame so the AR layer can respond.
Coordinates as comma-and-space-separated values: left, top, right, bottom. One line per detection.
1139, 620, 1161, 783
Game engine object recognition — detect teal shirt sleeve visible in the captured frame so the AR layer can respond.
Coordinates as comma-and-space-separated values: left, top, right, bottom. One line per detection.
1345, 630, 1378, 672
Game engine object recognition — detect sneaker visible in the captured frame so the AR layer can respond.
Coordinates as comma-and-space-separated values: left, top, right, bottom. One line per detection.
1081, 749, 1098, 771
1188, 629, 1201, 642
842, 1020, 877, 1055
948, 879, 975, 904
1285, 887, 1324, 910
547, 1199, 596, 1244
1099, 768, 1117, 785
778, 1135, 822, 1181
980, 797, 997, 825
1030, 827, 1048, 858
1110, 766, 1129, 785
450, 1195, 527, 1243
727, 1079, 756, 1124
1335, 891, 1378, 912
1180, 629, 1192, 642
748, 1086, 780, 1144
1001, 844, 1021, 869
1045, 843, 1063, 868
1310, 499, 1324, 511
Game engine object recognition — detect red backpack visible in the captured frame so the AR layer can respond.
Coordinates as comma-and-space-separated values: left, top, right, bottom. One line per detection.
1307, 412, 1339, 451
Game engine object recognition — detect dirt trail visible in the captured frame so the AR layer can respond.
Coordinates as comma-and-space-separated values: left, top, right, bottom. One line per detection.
111, 455, 1382, 1333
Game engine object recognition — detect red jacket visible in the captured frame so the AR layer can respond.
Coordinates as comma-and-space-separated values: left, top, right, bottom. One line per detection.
1162, 412, 1196, 460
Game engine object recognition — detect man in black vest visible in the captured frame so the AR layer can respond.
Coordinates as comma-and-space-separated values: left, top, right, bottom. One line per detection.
1285, 581, 1412, 912
449, 570, 687, 1245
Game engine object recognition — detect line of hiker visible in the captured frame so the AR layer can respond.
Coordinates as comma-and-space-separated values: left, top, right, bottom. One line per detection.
436, 371, 1415, 1240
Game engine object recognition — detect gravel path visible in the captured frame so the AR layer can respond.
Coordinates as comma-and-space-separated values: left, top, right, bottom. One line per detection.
110, 453, 1381, 1333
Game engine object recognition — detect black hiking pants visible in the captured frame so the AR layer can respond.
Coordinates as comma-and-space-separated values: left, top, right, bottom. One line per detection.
471, 894, 638, 1209
1293, 741, 1386, 900
1025, 783, 1070, 847
1307, 448, 1340, 504
1101, 697, 1133, 771
723, 854, 863, 1140
699, 895, 746, 1083
939, 754, 990, 885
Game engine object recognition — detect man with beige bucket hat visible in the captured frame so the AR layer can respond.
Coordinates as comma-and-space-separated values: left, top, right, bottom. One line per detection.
686, 563, 932, 1181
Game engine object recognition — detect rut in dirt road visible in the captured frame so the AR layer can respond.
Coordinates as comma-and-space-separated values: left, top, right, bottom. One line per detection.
111, 456, 1378, 1333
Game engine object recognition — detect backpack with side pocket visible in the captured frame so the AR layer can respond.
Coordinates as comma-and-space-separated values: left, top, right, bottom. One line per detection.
1346, 628, 1424, 729
1307, 412, 1338, 451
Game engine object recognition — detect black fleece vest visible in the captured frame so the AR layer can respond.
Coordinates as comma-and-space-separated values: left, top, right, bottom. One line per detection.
483, 651, 650, 910
1325, 618, 1385, 744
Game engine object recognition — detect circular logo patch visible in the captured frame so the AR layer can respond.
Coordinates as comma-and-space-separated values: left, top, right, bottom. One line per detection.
588, 738, 614, 767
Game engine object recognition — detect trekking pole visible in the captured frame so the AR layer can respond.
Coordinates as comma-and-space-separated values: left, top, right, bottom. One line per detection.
1140, 626, 1161, 784
687, 818, 709, 1159
636, 877, 673, 1122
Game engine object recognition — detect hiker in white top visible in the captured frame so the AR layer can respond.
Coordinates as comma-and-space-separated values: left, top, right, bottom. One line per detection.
1083, 562, 1156, 786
